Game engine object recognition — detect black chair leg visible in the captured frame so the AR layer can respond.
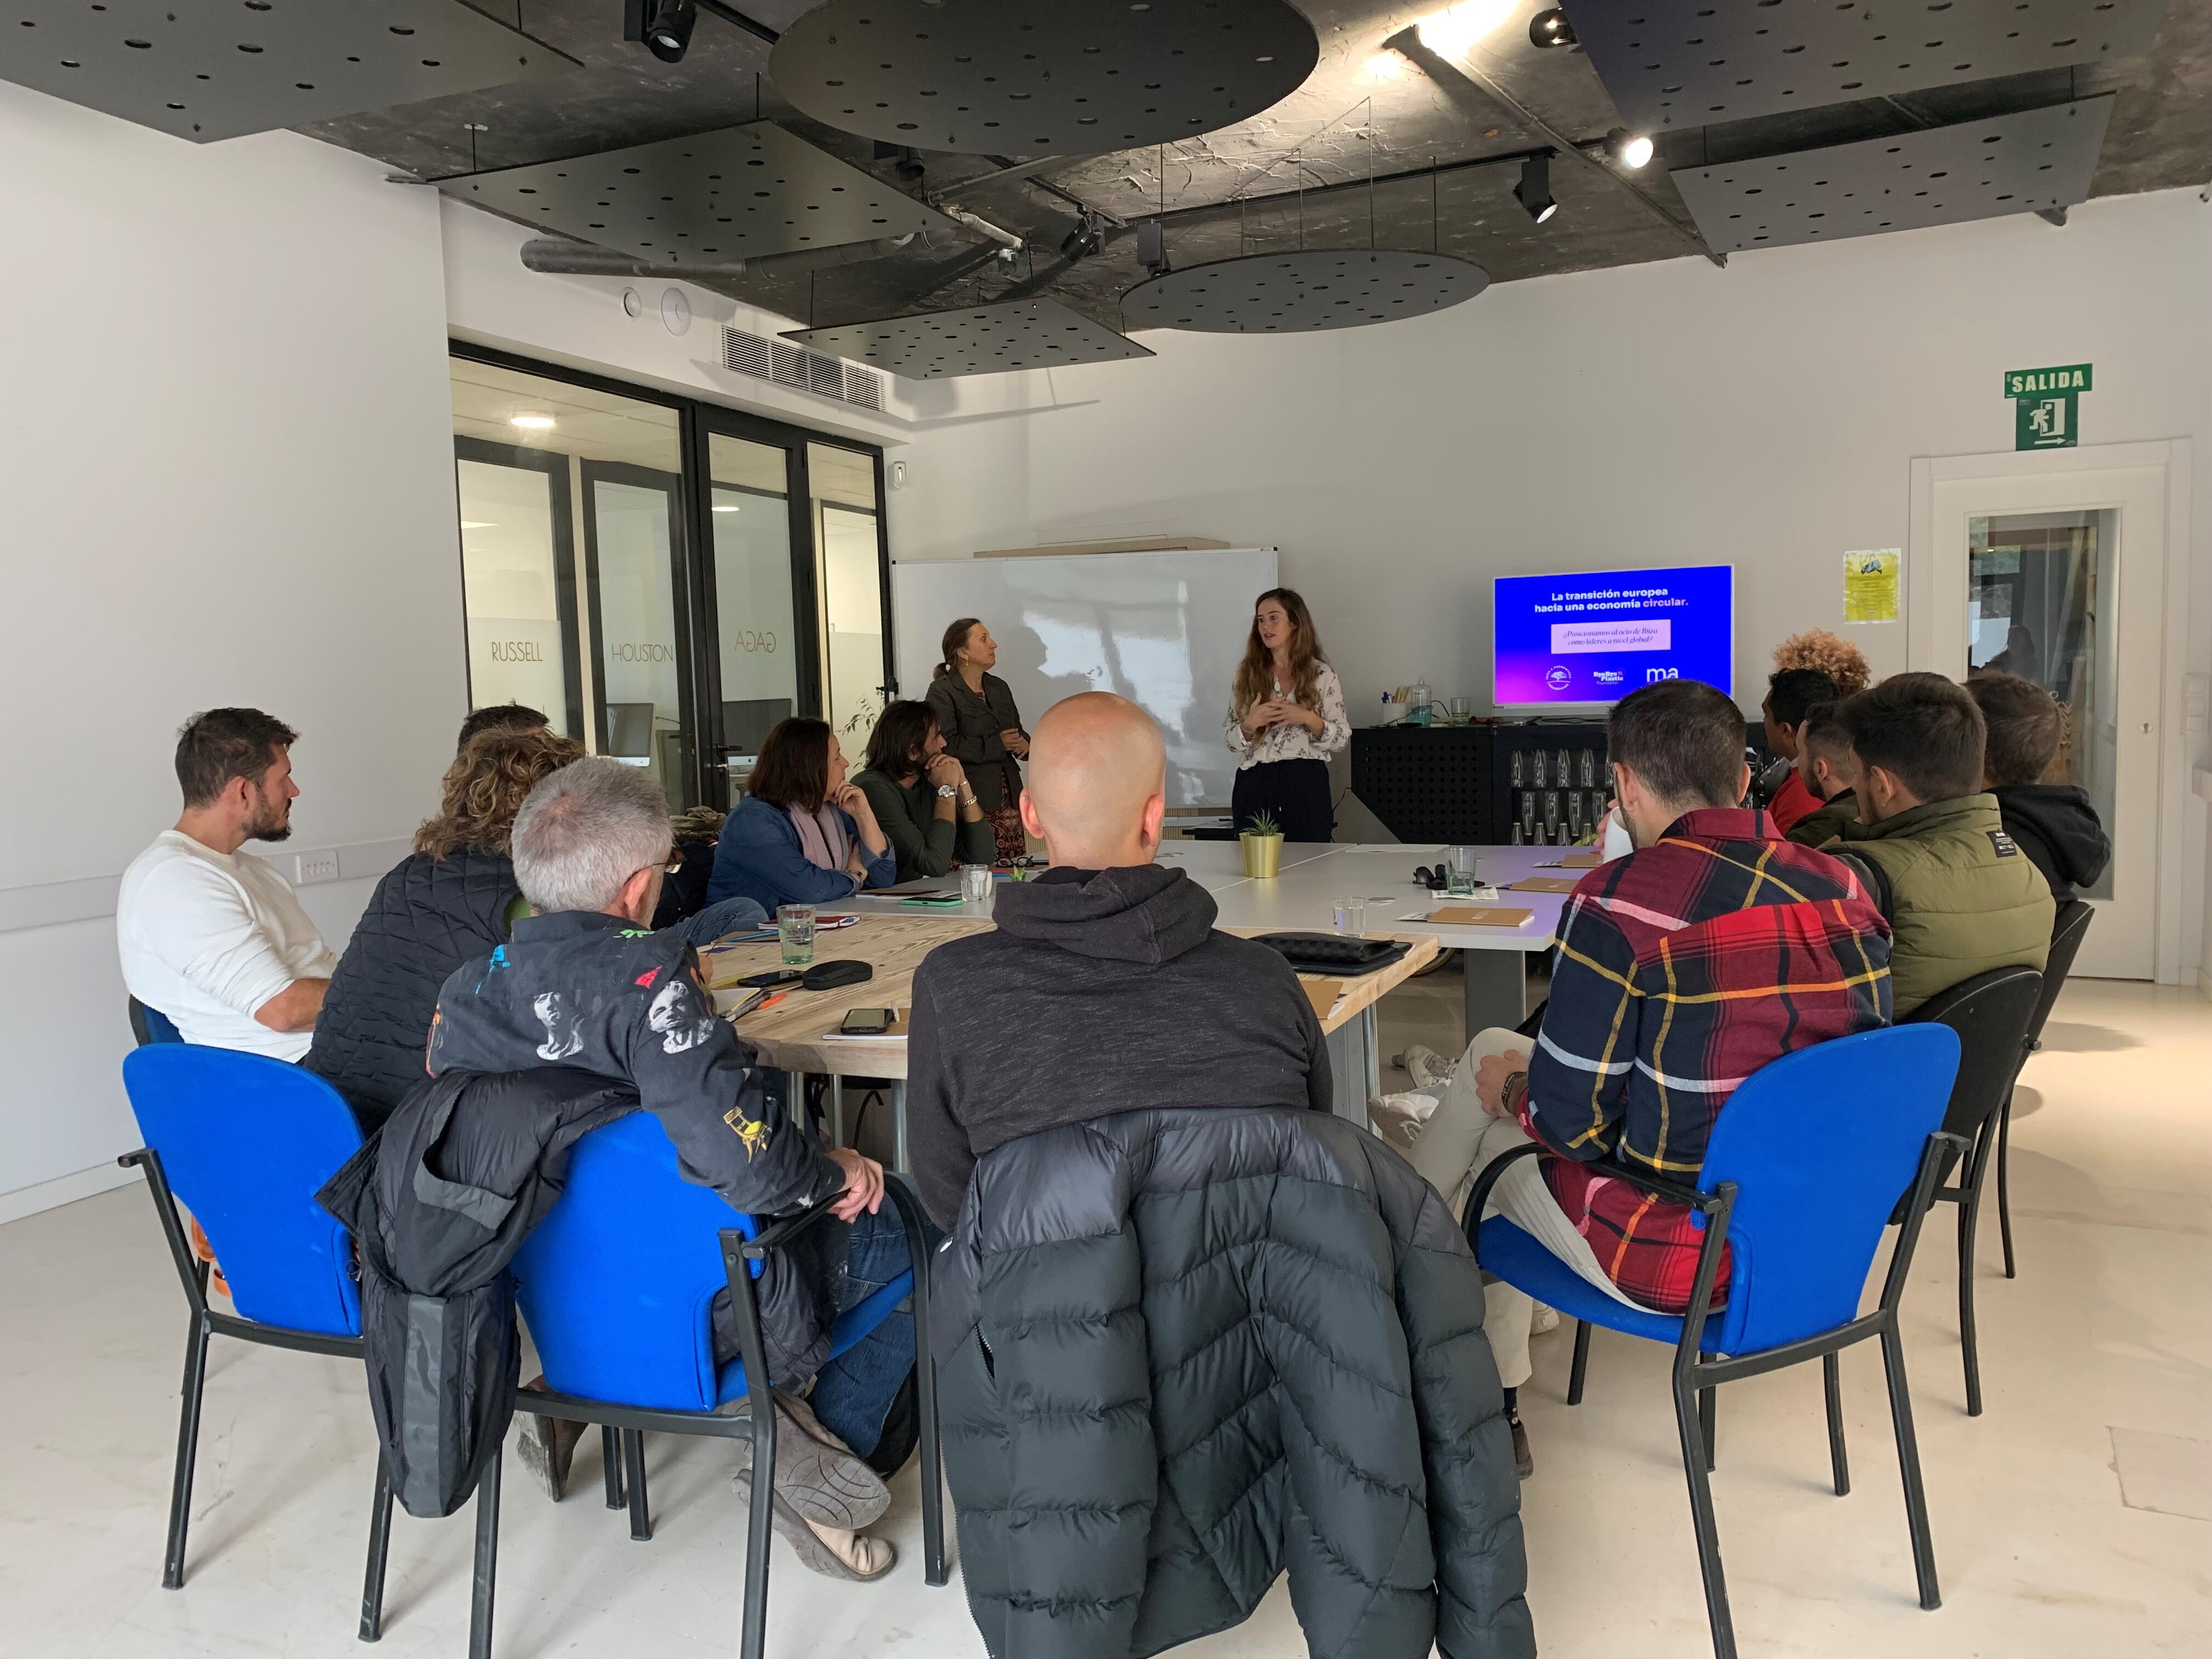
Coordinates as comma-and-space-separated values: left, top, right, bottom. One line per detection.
1673, 1372, 1736, 1659
1566, 1319, 1591, 1407
1959, 1130, 1991, 1418
917, 1357, 947, 1589
1822, 1351, 1850, 1498
623, 1430, 652, 1542
1997, 1092, 2017, 1280
600, 1425, 624, 1510
161, 1314, 211, 1590
359, 1462, 394, 1642
1699, 1381, 1718, 1472
740, 1384, 777, 1659
1879, 1321, 1942, 1611
468, 1446, 501, 1659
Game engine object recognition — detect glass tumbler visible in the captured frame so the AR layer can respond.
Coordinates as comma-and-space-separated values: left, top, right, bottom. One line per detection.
1447, 844, 1480, 896
777, 903, 816, 966
961, 865, 994, 905
1332, 896, 1366, 934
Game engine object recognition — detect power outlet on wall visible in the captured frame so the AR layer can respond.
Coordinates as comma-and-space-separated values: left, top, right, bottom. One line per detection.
295, 849, 341, 885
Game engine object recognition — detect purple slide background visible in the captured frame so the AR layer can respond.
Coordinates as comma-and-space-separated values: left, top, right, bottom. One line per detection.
1493, 565, 1734, 705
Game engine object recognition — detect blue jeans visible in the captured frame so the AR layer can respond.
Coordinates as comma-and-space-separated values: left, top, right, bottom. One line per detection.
669, 895, 767, 949
809, 1177, 940, 1460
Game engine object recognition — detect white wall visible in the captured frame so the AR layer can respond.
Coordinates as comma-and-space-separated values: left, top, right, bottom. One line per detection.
0, 84, 464, 1212
893, 189, 2212, 981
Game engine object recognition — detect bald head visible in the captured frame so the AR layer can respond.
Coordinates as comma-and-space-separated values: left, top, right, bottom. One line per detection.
1019, 693, 1169, 870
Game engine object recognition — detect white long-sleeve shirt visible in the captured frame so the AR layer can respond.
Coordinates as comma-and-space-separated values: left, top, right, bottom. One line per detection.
117, 831, 336, 1060
1224, 661, 1351, 770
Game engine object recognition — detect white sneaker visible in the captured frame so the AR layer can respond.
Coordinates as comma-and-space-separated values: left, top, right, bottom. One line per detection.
1530, 1304, 1561, 1336
1368, 1090, 1440, 1152
1401, 1043, 1460, 1092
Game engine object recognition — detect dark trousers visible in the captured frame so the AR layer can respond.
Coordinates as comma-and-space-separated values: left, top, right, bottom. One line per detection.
1233, 758, 1334, 843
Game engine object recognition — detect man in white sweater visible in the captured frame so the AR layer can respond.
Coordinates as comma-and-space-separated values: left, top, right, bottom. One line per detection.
117, 708, 336, 1060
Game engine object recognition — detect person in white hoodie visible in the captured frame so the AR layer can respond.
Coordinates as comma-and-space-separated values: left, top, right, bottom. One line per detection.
117, 708, 336, 1059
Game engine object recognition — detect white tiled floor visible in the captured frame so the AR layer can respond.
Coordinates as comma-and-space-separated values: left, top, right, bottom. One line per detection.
2, 978, 2206, 1658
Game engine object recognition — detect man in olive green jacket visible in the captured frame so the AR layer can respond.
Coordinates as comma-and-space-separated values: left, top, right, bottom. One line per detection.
1827, 673, 2052, 1016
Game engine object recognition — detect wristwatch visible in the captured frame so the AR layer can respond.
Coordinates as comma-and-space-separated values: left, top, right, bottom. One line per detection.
937, 783, 959, 799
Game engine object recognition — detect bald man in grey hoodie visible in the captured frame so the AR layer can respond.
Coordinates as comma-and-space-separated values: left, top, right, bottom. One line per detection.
905, 692, 1331, 1231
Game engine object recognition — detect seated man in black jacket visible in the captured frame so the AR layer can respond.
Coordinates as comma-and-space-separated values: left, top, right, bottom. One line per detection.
906, 692, 1331, 1232
428, 757, 910, 1581
1966, 669, 2112, 905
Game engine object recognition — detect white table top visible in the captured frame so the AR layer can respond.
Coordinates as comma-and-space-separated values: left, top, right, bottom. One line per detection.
844, 840, 1595, 953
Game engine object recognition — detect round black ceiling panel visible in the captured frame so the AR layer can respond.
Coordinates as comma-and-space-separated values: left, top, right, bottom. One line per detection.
1121, 249, 1491, 334
770, 0, 1320, 159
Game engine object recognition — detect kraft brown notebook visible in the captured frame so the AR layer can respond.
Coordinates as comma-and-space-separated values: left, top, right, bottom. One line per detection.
1508, 876, 1584, 894
1425, 906, 1536, 928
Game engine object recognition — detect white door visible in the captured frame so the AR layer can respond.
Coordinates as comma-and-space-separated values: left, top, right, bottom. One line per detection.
1920, 455, 2169, 979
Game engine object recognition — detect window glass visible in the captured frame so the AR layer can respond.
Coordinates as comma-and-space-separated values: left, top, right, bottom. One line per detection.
709, 433, 799, 785
809, 443, 886, 751
455, 454, 577, 736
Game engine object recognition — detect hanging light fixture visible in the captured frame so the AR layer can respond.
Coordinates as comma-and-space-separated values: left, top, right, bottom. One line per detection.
1514, 154, 1558, 223
625, 0, 698, 65
1606, 127, 1655, 169
1528, 8, 1577, 49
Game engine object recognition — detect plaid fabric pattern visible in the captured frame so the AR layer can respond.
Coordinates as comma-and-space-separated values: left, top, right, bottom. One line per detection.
1516, 808, 1892, 1313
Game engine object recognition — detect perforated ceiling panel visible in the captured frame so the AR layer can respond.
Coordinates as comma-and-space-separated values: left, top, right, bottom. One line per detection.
770, 0, 1319, 158
1121, 249, 1490, 334
786, 298, 1155, 379
1572, 0, 2166, 132
0, 0, 575, 143
443, 122, 960, 267
1670, 96, 2113, 254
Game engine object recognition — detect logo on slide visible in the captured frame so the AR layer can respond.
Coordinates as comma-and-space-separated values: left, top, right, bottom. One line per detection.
1645, 667, 1679, 683
1544, 665, 1572, 692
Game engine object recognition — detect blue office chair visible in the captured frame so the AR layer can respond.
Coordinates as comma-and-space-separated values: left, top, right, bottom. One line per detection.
1468, 1025, 1965, 1659
479, 1112, 945, 1659
117, 1045, 398, 1641
127, 996, 184, 1046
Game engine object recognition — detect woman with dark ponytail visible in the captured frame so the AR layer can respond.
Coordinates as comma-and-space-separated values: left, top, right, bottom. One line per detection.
924, 618, 1030, 861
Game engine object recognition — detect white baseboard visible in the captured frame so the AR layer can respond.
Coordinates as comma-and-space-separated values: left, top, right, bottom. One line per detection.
0, 1160, 137, 1227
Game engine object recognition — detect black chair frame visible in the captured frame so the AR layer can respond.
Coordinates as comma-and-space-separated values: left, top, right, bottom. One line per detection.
463, 1178, 946, 1659
119, 1146, 397, 1643
1469, 1132, 1964, 1659
1995, 901, 2095, 1283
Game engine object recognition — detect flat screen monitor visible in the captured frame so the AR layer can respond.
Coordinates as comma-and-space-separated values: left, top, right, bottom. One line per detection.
1493, 565, 1734, 707
720, 697, 793, 758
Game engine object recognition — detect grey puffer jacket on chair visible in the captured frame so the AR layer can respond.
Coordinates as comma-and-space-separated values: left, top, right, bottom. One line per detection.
933, 1105, 1535, 1659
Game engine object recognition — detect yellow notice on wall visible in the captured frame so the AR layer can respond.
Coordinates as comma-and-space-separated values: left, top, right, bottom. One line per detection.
1843, 549, 1901, 624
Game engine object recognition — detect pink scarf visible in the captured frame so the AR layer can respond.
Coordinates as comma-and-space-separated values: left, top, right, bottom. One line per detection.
788, 803, 851, 872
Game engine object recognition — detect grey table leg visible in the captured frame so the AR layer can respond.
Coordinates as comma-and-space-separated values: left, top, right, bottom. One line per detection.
1463, 950, 1532, 1041
893, 1081, 909, 1174
830, 1073, 845, 1147
1325, 1012, 1375, 1128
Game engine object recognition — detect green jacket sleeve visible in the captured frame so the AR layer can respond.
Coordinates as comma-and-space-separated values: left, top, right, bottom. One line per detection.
859, 770, 961, 879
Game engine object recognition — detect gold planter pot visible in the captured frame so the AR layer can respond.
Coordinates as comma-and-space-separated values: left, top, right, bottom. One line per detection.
1240, 833, 1283, 879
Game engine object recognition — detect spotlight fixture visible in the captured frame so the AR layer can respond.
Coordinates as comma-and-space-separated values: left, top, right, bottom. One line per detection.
1528, 8, 1577, 50
625, 0, 698, 65
1606, 127, 1655, 170
1059, 208, 1108, 262
1514, 155, 1557, 224
1136, 218, 1169, 276
510, 414, 557, 430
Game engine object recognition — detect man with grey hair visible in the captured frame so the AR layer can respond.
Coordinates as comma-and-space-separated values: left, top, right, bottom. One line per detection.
427, 758, 912, 1581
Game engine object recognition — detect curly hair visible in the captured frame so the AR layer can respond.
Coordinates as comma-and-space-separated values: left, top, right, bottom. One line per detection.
1772, 629, 1871, 697
415, 726, 585, 861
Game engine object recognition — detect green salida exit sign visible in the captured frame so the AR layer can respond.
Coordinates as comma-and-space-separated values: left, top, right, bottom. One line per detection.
2006, 363, 2093, 450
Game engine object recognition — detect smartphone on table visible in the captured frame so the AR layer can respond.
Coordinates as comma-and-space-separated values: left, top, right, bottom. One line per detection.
838, 1008, 896, 1036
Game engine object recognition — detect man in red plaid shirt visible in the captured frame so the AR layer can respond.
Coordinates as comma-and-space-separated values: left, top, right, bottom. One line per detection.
1380, 678, 1891, 1476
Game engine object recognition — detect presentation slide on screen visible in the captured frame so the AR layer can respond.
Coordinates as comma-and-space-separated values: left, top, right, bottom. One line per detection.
1493, 565, 1734, 704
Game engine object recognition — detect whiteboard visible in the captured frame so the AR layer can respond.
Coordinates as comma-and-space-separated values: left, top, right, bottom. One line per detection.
891, 547, 1278, 808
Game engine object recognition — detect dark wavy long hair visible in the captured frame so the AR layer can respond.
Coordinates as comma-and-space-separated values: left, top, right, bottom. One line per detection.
1232, 588, 1328, 719
415, 727, 585, 861
864, 701, 938, 780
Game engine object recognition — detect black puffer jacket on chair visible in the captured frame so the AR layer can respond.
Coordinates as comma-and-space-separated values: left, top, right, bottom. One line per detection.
933, 1105, 1535, 1659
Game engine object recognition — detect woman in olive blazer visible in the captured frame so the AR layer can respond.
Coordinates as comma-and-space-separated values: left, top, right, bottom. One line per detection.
924, 618, 1029, 861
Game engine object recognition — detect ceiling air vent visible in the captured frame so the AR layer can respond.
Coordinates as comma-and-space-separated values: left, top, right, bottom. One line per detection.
721, 325, 889, 416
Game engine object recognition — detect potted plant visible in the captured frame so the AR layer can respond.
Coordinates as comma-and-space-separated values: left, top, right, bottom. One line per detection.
1240, 809, 1284, 879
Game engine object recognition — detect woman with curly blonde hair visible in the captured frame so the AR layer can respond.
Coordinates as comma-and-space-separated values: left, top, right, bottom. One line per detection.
307, 725, 773, 1128
1772, 628, 1871, 697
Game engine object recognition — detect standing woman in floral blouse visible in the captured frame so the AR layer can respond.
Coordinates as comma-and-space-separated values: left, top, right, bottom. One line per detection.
1224, 588, 1350, 843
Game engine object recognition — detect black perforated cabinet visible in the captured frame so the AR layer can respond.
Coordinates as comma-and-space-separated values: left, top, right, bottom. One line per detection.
1350, 723, 1611, 846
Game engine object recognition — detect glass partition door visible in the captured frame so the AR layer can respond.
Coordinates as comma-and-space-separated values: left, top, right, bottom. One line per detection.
809, 442, 891, 752
704, 432, 802, 792
454, 440, 583, 738
584, 464, 695, 809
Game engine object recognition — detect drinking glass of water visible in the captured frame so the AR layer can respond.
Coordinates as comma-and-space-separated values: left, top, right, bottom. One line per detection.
777, 903, 816, 966
961, 865, 994, 905
1447, 845, 1481, 896
1332, 896, 1365, 934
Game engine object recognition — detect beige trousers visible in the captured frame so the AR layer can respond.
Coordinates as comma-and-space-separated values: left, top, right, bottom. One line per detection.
1405, 1028, 1644, 1389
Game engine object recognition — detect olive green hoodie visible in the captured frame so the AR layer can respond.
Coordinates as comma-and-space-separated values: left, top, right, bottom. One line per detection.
1832, 794, 2053, 1016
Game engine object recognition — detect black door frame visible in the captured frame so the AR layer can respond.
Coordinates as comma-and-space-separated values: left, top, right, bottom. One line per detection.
451, 340, 893, 810
451, 435, 586, 743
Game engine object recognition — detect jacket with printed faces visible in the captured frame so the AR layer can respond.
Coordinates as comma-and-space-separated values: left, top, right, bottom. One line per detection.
1832, 793, 2054, 1016
934, 1104, 1535, 1659
426, 908, 849, 1379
